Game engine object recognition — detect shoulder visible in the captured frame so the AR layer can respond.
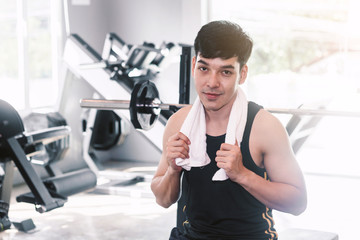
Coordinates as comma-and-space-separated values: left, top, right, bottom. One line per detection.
254, 109, 286, 135
252, 108, 289, 151
255, 108, 280, 126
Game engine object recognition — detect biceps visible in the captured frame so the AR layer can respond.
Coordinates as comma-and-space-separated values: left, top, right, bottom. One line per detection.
266, 153, 303, 184
263, 128, 304, 187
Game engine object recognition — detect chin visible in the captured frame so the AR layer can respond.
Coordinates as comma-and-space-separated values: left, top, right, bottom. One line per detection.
203, 103, 222, 111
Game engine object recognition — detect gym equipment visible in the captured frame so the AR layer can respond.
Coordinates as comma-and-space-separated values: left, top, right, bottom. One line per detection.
80, 81, 360, 131
129, 80, 160, 130
64, 32, 193, 148
267, 107, 360, 117
0, 99, 97, 231
280, 228, 338, 240
90, 110, 123, 150
82, 95, 360, 119
79, 32, 179, 85
62, 32, 192, 197
0, 200, 11, 231
11, 219, 36, 233
81, 80, 188, 130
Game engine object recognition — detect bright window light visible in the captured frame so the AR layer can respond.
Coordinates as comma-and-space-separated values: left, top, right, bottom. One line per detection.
209, 0, 360, 109
208, 0, 360, 177
0, 0, 61, 111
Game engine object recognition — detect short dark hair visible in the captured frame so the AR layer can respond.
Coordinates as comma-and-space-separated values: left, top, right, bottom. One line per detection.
194, 20, 253, 68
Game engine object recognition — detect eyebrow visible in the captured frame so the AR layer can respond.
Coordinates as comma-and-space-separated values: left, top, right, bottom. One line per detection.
197, 59, 235, 70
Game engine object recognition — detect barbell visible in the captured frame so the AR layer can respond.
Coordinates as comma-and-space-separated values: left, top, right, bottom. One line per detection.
80, 80, 360, 130
80, 81, 188, 130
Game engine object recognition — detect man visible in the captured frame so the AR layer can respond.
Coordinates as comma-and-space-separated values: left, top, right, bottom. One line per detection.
151, 20, 307, 240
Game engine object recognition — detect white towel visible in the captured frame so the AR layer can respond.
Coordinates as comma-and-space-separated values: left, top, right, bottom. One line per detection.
175, 87, 248, 181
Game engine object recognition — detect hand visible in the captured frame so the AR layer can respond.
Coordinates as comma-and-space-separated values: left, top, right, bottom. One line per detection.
215, 141, 245, 181
166, 132, 191, 173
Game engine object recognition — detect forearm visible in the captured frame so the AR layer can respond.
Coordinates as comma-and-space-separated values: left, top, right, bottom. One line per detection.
236, 170, 307, 215
151, 167, 182, 208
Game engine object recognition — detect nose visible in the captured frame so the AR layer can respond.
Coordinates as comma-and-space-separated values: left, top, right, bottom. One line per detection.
207, 73, 220, 88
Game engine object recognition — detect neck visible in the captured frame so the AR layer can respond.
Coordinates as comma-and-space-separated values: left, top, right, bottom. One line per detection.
205, 95, 236, 136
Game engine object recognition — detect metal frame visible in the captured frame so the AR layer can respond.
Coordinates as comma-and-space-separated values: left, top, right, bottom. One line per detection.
79, 98, 360, 118
178, 45, 193, 104
267, 108, 360, 117
6, 137, 66, 213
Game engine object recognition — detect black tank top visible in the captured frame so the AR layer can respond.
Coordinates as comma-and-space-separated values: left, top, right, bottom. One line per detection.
179, 101, 278, 240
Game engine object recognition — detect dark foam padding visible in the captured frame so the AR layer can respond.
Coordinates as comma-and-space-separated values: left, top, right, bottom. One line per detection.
44, 169, 97, 197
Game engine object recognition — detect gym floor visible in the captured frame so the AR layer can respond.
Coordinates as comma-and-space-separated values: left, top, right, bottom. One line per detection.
0, 162, 358, 240
1, 164, 177, 240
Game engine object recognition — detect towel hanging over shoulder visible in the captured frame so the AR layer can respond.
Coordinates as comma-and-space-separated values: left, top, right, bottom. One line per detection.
175, 87, 248, 181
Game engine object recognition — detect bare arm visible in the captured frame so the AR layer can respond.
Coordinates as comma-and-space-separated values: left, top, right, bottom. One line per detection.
216, 109, 307, 215
151, 107, 191, 208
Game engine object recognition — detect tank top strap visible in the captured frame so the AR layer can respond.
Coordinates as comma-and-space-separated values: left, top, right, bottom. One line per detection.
244, 101, 263, 141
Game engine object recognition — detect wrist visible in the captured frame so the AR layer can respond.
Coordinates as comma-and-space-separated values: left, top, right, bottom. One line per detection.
235, 168, 253, 186
167, 165, 182, 177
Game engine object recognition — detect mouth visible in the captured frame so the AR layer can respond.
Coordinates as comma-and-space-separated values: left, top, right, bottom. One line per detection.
203, 92, 221, 100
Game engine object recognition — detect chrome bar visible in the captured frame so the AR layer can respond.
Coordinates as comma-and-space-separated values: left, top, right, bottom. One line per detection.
80, 99, 360, 117
80, 99, 189, 111
267, 108, 360, 117
80, 99, 131, 110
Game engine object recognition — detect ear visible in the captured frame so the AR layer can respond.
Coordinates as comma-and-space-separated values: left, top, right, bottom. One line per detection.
239, 64, 248, 85
191, 55, 197, 77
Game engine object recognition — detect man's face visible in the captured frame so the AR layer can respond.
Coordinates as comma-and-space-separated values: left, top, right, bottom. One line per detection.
192, 54, 245, 112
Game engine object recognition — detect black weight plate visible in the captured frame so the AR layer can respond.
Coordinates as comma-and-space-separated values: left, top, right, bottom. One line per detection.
129, 80, 160, 130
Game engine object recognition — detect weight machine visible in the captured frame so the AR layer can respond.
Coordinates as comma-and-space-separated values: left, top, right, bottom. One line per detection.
64, 33, 185, 145
62, 32, 194, 195
0, 100, 97, 232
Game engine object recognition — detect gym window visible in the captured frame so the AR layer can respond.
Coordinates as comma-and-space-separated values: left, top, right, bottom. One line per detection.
208, 0, 360, 177
0, 0, 62, 111
208, 0, 360, 107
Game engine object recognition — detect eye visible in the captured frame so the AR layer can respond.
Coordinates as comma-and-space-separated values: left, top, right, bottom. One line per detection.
222, 70, 233, 76
199, 66, 207, 71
